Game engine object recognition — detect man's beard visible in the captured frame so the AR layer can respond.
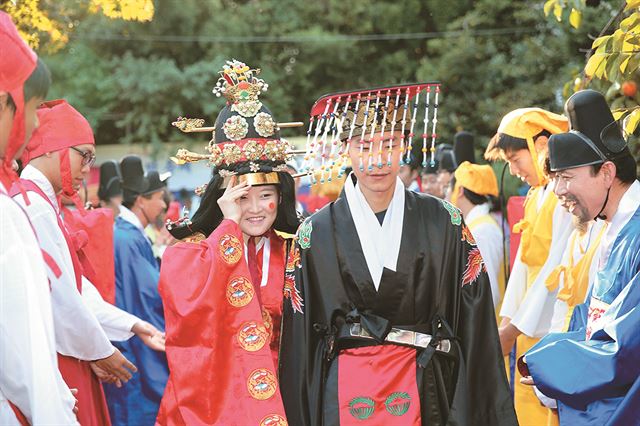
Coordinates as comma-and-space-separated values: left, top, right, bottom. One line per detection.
563, 195, 591, 223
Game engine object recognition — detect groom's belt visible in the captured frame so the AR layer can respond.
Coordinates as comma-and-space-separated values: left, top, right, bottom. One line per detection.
344, 323, 451, 353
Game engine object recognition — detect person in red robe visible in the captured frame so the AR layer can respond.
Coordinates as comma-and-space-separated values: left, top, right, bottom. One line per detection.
158, 59, 300, 425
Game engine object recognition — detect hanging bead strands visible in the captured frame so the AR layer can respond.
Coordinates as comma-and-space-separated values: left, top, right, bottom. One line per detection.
368, 91, 383, 170
421, 86, 432, 168
334, 95, 352, 178
306, 100, 332, 184
405, 89, 421, 165
319, 99, 341, 183
303, 115, 315, 175
358, 94, 372, 173
430, 86, 440, 166
304, 83, 441, 184
377, 90, 391, 168
398, 90, 410, 165
367, 91, 382, 171
338, 93, 362, 178
387, 89, 401, 168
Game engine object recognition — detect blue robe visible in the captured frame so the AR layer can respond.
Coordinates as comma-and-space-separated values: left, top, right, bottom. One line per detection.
105, 218, 169, 425
526, 204, 640, 425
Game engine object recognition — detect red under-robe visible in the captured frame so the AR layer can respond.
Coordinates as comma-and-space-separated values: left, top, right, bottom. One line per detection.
157, 219, 290, 426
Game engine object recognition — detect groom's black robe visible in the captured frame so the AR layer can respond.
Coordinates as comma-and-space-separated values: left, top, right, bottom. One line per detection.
279, 185, 516, 426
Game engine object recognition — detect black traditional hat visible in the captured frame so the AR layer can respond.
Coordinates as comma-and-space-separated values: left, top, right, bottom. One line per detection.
435, 143, 456, 172
302, 83, 442, 181
453, 131, 475, 165
98, 160, 122, 201
146, 171, 171, 192
548, 90, 627, 172
120, 155, 149, 195
120, 155, 166, 198
170, 59, 303, 188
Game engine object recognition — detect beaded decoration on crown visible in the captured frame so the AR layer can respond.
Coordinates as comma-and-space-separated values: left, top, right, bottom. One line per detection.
301, 82, 441, 184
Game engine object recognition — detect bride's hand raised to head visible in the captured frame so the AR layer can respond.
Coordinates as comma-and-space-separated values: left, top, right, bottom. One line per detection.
217, 175, 250, 224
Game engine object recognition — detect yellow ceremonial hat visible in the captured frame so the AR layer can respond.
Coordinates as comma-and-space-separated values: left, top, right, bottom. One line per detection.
451, 161, 498, 206
484, 108, 568, 186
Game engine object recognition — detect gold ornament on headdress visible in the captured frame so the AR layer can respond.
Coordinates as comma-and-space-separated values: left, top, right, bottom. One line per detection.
170, 140, 303, 167
212, 59, 267, 108
172, 117, 207, 132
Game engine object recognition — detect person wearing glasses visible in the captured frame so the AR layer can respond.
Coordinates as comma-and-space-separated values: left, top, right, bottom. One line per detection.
13, 100, 165, 426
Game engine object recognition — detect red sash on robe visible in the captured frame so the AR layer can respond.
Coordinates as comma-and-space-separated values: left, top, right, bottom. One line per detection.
338, 346, 421, 425
8, 401, 29, 426
157, 220, 288, 425
61, 205, 116, 304
10, 179, 111, 426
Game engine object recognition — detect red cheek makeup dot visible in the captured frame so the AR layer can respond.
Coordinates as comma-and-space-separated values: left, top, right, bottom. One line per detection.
268, 202, 276, 210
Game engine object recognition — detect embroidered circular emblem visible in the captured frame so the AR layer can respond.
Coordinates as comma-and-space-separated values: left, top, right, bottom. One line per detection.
223, 115, 249, 141
243, 140, 264, 161
247, 368, 277, 400
237, 321, 269, 352
385, 391, 411, 416
231, 100, 262, 118
206, 142, 223, 167
261, 307, 273, 332
254, 112, 277, 138
219, 234, 242, 264
226, 276, 254, 307
349, 396, 375, 420
260, 414, 288, 426
222, 143, 243, 166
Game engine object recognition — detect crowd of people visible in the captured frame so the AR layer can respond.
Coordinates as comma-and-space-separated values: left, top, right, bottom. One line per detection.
2, 11, 639, 426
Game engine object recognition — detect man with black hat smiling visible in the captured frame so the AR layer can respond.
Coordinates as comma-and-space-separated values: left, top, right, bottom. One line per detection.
98, 159, 123, 219
107, 155, 169, 426
521, 89, 640, 425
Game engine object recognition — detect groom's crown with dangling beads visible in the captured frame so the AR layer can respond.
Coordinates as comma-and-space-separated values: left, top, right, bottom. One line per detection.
300, 83, 441, 184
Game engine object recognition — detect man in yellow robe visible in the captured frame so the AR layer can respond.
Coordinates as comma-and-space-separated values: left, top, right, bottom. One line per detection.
484, 108, 574, 426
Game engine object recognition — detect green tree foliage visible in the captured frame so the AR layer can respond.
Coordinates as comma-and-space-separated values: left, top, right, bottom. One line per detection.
45, 0, 463, 149
542, 0, 640, 169
36, 0, 621, 184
